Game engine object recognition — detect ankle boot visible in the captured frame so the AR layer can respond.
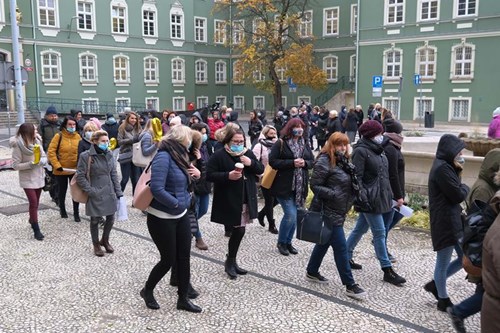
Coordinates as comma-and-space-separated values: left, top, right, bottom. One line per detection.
60, 207, 68, 218
31, 222, 44, 241
382, 267, 406, 285
93, 242, 104, 257
424, 280, 439, 300
177, 297, 202, 313
224, 257, 238, 280
437, 297, 453, 312
268, 220, 278, 234
100, 237, 114, 253
257, 211, 265, 227
73, 202, 80, 222
188, 283, 200, 299
140, 287, 160, 310
234, 260, 248, 275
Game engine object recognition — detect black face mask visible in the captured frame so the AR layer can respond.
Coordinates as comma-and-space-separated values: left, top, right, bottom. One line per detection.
266, 136, 276, 140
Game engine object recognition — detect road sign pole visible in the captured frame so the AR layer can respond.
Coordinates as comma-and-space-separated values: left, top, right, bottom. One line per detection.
9, 0, 25, 125
419, 84, 423, 128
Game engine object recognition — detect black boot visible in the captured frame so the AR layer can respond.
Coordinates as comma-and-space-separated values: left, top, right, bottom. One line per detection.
188, 284, 200, 299
73, 202, 80, 222
31, 223, 44, 241
437, 297, 453, 312
177, 297, 202, 313
277, 243, 290, 256
257, 211, 265, 227
60, 206, 68, 218
382, 267, 406, 285
140, 287, 160, 310
224, 257, 238, 280
424, 280, 439, 300
268, 220, 278, 234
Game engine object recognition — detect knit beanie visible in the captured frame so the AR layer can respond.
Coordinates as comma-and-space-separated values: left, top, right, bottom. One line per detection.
45, 106, 57, 115
383, 118, 403, 134
359, 120, 384, 139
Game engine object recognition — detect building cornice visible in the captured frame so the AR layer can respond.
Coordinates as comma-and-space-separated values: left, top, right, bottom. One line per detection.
358, 30, 500, 46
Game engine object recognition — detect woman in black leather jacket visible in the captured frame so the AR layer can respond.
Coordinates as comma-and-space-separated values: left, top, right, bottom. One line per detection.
305, 133, 367, 300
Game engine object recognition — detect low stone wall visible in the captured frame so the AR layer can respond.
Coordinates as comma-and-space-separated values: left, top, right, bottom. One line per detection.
404, 151, 483, 195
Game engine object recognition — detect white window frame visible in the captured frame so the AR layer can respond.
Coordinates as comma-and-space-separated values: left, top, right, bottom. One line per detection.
170, 2, 185, 46
142, 3, 158, 39
234, 96, 245, 112
171, 57, 185, 84
144, 56, 159, 85
450, 43, 475, 80
145, 97, 159, 111
215, 60, 227, 84
78, 51, 98, 85
416, 45, 437, 81
195, 59, 208, 84
172, 96, 185, 112
216, 96, 227, 107
276, 65, 286, 83
382, 97, 400, 119
413, 96, 434, 120
232, 20, 244, 45
110, 0, 128, 42
449, 97, 472, 122
253, 63, 265, 82
38, 0, 59, 28
299, 10, 313, 38
383, 48, 403, 81
281, 96, 288, 108
417, 0, 440, 22
323, 7, 339, 37
115, 97, 130, 113
41, 50, 62, 85
323, 55, 338, 82
453, 0, 478, 18
350, 54, 356, 82
0, 0, 5, 28
214, 19, 226, 44
298, 96, 311, 105
253, 96, 265, 111
350, 4, 358, 35
113, 54, 130, 85
197, 96, 209, 109
253, 18, 264, 42
76, 0, 95, 33
384, 0, 405, 25
233, 60, 243, 84
82, 98, 99, 113
194, 17, 207, 43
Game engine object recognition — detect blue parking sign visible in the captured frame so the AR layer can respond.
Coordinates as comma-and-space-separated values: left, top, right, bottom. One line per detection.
372, 75, 383, 88
414, 74, 421, 86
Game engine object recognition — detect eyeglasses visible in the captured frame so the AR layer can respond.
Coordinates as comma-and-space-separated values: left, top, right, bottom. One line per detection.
230, 140, 245, 145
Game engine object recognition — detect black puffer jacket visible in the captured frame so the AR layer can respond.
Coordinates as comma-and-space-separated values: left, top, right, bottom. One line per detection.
382, 136, 405, 200
316, 112, 329, 141
309, 153, 354, 226
428, 134, 470, 251
352, 138, 393, 213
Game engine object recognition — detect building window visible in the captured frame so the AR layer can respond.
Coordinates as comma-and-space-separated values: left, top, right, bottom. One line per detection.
299, 10, 313, 38
414, 97, 434, 119
195, 59, 207, 84
144, 56, 159, 84
276, 65, 286, 83
173, 97, 185, 112
454, 0, 477, 17
142, 5, 157, 37
234, 96, 245, 112
79, 52, 98, 84
416, 45, 436, 80
233, 60, 243, 84
385, 0, 405, 25
113, 55, 129, 84
171, 58, 185, 84
351, 4, 358, 34
215, 61, 227, 84
38, 0, 58, 27
323, 7, 339, 36
449, 98, 471, 121
0, 0, 5, 25
111, 2, 127, 34
82, 98, 99, 113
323, 55, 338, 82
451, 43, 474, 80
197, 96, 209, 109
216, 96, 227, 107
146, 97, 159, 110
214, 20, 226, 44
383, 48, 403, 80
418, 0, 439, 21
253, 96, 265, 111
253, 18, 264, 42
281, 96, 287, 108
350, 54, 356, 81
194, 17, 207, 43
41, 50, 62, 84
253, 63, 265, 82
383, 97, 400, 118
115, 98, 129, 113
298, 96, 311, 105
232, 20, 244, 45
77, 0, 94, 31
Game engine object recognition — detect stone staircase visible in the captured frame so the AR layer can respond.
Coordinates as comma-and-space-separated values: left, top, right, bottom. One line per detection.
0, 110, 40, 128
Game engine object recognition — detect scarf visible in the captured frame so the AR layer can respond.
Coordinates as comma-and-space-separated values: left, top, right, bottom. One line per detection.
384, 132, 404, 149
287, 137, 306, 206
163, 139, 192, 185
16, 136, 35, 156
224, 144, 248, 157
258, 138, 275, 148
336, 154, 361, 195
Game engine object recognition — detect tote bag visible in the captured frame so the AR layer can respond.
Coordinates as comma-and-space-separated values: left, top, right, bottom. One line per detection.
132, 141, 155, 168
132, 162, 154, 210
70, 156, 92, 204
296, 205, 333, 245
260, 164, 277, 189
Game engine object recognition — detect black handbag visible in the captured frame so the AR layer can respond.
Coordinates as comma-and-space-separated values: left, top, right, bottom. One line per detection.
296, 205, 333, 245
42, 171, 52, 192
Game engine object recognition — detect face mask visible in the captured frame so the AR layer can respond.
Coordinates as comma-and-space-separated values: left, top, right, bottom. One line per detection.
291, 113, 298, 118
67, 127, 76, 133
98, 143, 109, 151
292, 129, 303, 136
372, 135, 383, 144
84, 131, 93, 140
202, 134, 208, 142
230, 144, 244, 153
267, 136, 276, 140
455, 156, 465, 165
335, 150, 345, 157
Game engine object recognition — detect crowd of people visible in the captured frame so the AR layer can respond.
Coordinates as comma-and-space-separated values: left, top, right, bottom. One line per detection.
9, 103, 500, 332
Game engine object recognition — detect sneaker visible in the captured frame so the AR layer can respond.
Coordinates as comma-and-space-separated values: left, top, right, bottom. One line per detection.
447, 307, 466, 333
349, 259, 363, 270
346, 284, 367, 300
382, 267, 406, 285
306, 272, 329, 284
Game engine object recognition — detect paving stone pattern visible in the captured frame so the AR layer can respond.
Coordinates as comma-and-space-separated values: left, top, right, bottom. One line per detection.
0, 169, 480, 333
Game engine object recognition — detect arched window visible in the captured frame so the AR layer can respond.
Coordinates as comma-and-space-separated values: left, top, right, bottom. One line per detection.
41, 50, 62, 84
144, 56, 159, 84
113, 54, 130, 84
195, 59, 207, 83
171, 57, 185, 84
79, 52, 98, 84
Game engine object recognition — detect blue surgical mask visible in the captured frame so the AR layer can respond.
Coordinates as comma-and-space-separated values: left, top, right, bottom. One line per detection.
455, 156, 465, 165
84, 131, 93, 140
202, 133, 208, 142
230, 144, 244, 153
67, 127, 76, 134
292, 128, 303, 136
98, 143, 109, 151
372, 135, 383, 144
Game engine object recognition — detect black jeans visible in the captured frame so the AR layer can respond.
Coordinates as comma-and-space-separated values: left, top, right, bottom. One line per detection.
55, 174, 79, 214
120, 161, 141, 195
145, 213, 192, 298
258, 187, 277, 225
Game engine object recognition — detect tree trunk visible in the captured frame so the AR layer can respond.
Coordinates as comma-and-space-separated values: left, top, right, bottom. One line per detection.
269, 64, 282, 110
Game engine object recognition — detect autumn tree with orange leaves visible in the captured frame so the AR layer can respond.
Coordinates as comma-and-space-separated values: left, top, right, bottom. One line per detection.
213, 0, 327, 108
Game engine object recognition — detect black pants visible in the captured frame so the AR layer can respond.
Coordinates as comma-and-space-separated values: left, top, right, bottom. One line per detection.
55, 174, 79, 214
47, 168, 59, 202
90, 215, 114, 243
258, 187, 277, 225
146, 213, 192, 298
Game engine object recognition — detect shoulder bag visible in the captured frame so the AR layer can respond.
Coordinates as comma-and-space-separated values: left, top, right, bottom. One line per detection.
132, 162, 154, 210
132, 141, 155, 168
296, 200, 333, 245
260, 139, 282, 189
70, 155, 92, 203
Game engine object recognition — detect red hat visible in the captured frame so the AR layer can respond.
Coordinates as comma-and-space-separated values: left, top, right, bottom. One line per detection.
359, 120, 383, 139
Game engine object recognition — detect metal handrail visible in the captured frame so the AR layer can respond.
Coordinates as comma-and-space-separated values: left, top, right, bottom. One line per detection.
25, 97, 148, 115
314, 76, 355, 107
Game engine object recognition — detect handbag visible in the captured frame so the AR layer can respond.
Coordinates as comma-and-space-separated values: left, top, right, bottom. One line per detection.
296, 203, 333, 245
260, 164, 277, 189
132, 141, 155, 168
42, 169, 52, 192
70, 155, 92, 204
118, 150, 133, 164
132, 162, 154, 210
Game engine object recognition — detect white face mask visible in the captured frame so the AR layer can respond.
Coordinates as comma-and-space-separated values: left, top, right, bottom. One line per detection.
372, 135, 384, 144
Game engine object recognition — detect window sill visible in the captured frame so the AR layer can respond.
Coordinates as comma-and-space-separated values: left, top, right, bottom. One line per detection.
172, 83, 185, 86
171, 39, 185, 47
39, 27, 60, 37
43, 82, 62, 86
145, 83, 159, 87
81, 82, 98, 86
143, 37, 158, 45
383, 79, 401, 85
77, 31, 96, 40
451, 79, 473, 83
112, 34, 129, 43
114, 82, 130, 87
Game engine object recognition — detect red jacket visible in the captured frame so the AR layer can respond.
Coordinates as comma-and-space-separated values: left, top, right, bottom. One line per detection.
207, 118, 225, 140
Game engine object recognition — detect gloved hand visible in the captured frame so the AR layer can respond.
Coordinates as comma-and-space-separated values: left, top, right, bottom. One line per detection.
57, 167, 64, 172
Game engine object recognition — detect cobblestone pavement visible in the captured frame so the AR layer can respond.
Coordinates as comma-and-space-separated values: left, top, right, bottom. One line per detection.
0, 168, 480, 333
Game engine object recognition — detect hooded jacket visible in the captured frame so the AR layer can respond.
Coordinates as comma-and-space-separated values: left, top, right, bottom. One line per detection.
102, 118, 119, 141
10, 136, 47, 189
488, 115, 500, 139
428, 134, 470, 251
467, 148, 500, 207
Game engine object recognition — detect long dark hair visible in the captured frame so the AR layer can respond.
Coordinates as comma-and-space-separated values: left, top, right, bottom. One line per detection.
17, 123, 36, 146
280, 117, 305, 139
59, 116, 76, 131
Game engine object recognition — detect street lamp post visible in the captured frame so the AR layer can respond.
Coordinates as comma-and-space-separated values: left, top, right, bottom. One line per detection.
9, 0, 25, 125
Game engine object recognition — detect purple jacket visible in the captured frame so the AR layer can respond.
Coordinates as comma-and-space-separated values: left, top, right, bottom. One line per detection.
488, 116, 500, 139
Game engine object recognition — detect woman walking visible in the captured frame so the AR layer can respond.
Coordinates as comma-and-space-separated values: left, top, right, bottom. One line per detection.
11, 123, 47, 240
47, 116, 81, 222
343, 108, 359, 143
252, 125, 279, 234
76, 130, 122, 257
140, 125, 202, 313
207, 128, 264, 279
118, 111, 142, 195
248, 110, 263, 145
268, 118, 314, 256
305, 133, 366, 300
138, 119, 159, 163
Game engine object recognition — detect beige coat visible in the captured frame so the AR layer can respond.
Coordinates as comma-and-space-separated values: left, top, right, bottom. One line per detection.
10, 136, 47, 189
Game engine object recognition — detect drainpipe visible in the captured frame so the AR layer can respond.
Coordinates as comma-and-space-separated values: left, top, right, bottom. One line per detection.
30, 0, 40, 116
354, 0, 360, 106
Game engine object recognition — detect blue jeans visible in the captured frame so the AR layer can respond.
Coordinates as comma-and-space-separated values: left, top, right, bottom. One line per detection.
453, 283, 483, 319
307, 225, 355, 286
276, 195, 297, 244
120, 161, 141, 195
434, 243, 463, 298
346, 211, 394, 269
193, 194, 210, 239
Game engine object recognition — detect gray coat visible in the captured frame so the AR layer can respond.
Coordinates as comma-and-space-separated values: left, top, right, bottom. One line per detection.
76, 145, 122, 217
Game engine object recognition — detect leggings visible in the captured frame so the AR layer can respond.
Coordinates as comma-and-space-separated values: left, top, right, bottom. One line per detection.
258, 187, 277, 224
434, 243, 463, 299
55, 174, 79, 213
24, 188, 42, 223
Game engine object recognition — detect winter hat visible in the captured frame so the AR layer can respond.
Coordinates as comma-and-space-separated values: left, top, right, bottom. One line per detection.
45, 106, 57, 115
106, 112, 114, 120
383, 118, 403, 134
493, 107, 500, 117
359, 120, 384, 139
88, 117, 102, 130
